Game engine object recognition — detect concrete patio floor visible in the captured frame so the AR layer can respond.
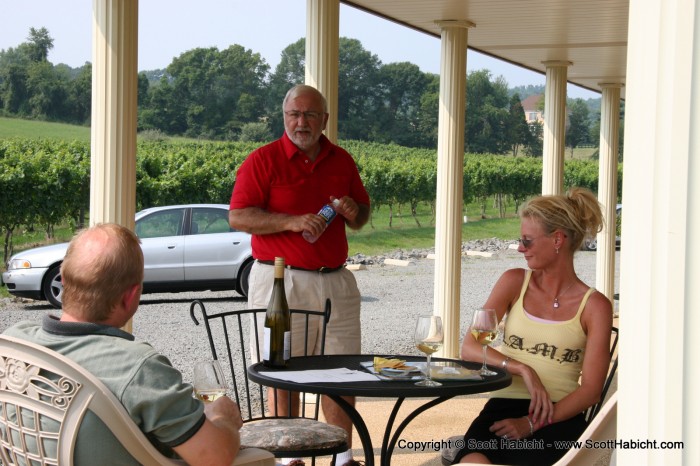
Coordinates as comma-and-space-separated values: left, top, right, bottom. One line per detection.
316, 393, 489, 466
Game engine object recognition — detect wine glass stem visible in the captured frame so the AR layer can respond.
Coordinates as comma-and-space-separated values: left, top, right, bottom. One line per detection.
482, 345, 488, 371
426, 353, 432, 382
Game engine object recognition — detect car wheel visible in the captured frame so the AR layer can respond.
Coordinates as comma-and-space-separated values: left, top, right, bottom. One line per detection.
237, 260, 253, 298
583, 238, 598, 251
43, 265, 63, 309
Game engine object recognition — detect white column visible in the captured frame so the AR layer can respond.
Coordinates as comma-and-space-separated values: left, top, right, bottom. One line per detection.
91, 0, 138, 334
434, 20, 473, 358
541, 61, 570, 195
595, 84, 622, 302
619, 0, 699, 463
90, 0, 138, 229
305, 0, 339, 143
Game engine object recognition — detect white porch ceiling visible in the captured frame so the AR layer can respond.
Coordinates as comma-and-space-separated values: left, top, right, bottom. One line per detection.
342, 0, 628, 99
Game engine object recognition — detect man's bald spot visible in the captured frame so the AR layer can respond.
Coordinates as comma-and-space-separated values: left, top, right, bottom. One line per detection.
71, 228, 111, 265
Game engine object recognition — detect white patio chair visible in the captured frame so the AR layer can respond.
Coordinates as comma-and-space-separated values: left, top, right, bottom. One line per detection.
0, 334, 274, 466
552, 392, 617, 465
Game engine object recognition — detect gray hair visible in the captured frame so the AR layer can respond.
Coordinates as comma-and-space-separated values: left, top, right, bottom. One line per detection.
282, 84, 328, 113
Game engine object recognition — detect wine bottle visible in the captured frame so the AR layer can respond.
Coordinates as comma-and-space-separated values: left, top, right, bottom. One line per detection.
302, 198, 341, 243
262, 257, 291, 368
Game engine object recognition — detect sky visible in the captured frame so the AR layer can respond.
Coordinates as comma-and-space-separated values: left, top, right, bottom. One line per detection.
1, 0, 597, 99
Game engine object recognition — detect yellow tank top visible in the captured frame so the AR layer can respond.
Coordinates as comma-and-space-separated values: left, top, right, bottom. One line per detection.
492, 270, 593, 402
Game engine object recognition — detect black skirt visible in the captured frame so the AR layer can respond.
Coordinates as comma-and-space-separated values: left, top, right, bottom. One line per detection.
451, 398, 587, 466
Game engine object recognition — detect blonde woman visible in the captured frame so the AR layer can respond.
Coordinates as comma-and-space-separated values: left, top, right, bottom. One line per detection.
454, 188, 613, 465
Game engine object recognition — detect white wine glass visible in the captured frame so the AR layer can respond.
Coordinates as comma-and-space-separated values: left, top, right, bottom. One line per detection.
470, 308, 499, 376
193, 360, 228, 403
414, 315, 444, 387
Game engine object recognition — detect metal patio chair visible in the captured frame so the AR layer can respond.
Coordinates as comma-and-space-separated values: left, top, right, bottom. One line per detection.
190, 298, 348, 466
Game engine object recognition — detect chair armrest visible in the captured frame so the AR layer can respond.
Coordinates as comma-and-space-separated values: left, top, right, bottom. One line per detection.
232, 448, 276, 466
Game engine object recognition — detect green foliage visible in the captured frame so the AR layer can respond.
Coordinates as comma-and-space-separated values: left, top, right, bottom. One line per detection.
374, 62, 432, 147
138, 128, 169, 142
0, 29, 91, 124
465, 70, 511, 153
506, 94, 533, 156
337, 38, 382, 141
0, 131, 623, 264
239, 122, 273, 143
144, 45, 270, 140
265, 38, 305, 136
563, 159, 599, 193
135, 140, 253, 209
509, 84, 545, 100
525, 121, 543, 156
26, 27, 53, 62
0, 138, 90, 258
566, 98, 591, 155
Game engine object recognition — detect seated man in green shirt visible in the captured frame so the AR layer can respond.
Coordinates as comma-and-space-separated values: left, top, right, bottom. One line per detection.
4, 223, 242, 466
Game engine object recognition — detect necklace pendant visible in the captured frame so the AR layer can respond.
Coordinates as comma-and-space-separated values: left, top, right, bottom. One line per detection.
553, 299, 560, 308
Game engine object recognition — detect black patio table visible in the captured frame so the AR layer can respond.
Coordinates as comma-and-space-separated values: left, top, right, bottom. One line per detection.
248, 354, 511, 466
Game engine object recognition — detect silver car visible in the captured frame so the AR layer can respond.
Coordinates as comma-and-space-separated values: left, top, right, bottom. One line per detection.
2, 204, 253, 308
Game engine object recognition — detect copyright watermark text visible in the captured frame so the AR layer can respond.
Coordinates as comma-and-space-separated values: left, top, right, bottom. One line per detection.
397, 438, 465, 452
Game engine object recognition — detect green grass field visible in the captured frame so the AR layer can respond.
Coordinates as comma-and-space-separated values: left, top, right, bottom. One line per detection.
347, 203, 519, 256
0, 117, 91, 141
569, 146, 598, 160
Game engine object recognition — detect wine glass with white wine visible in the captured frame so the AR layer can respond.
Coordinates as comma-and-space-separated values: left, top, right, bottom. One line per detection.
193, 360, 228, 403
470, 308, 499, 376
414, 315, 444, 387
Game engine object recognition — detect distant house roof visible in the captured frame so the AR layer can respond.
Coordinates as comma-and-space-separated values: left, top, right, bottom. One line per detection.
521, 94, 544, 112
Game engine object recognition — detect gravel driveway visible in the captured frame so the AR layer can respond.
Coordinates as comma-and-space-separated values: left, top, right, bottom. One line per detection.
0, 243, 617, 384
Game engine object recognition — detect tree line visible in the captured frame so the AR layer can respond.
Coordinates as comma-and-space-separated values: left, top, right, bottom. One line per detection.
0, 137, 622, 262
1, 27, 613, 155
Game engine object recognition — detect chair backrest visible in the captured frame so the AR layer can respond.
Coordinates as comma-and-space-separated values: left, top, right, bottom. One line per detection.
586, 325, 619, 422
189, 299, 331, 422
0, 335, 183, 466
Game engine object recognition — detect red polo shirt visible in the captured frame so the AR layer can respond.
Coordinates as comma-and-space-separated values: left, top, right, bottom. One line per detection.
230, 132, 370, 269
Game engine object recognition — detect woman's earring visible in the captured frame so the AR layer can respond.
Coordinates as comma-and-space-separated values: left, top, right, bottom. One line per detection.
555, 247, 560, 254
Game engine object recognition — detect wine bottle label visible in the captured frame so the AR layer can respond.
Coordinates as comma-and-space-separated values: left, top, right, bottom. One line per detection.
262, 326, 271, 361
283, 330, 291, 361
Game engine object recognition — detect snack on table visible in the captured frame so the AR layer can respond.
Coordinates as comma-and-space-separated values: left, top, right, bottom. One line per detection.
373, 357, 412, 371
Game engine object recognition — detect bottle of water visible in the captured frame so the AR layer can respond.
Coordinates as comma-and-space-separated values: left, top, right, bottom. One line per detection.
302, 199, 341, 243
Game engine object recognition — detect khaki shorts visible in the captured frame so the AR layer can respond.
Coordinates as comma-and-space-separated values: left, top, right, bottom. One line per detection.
248, 261, 362, 363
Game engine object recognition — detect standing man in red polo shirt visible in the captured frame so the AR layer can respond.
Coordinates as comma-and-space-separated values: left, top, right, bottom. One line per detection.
229, 84, 370, 466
